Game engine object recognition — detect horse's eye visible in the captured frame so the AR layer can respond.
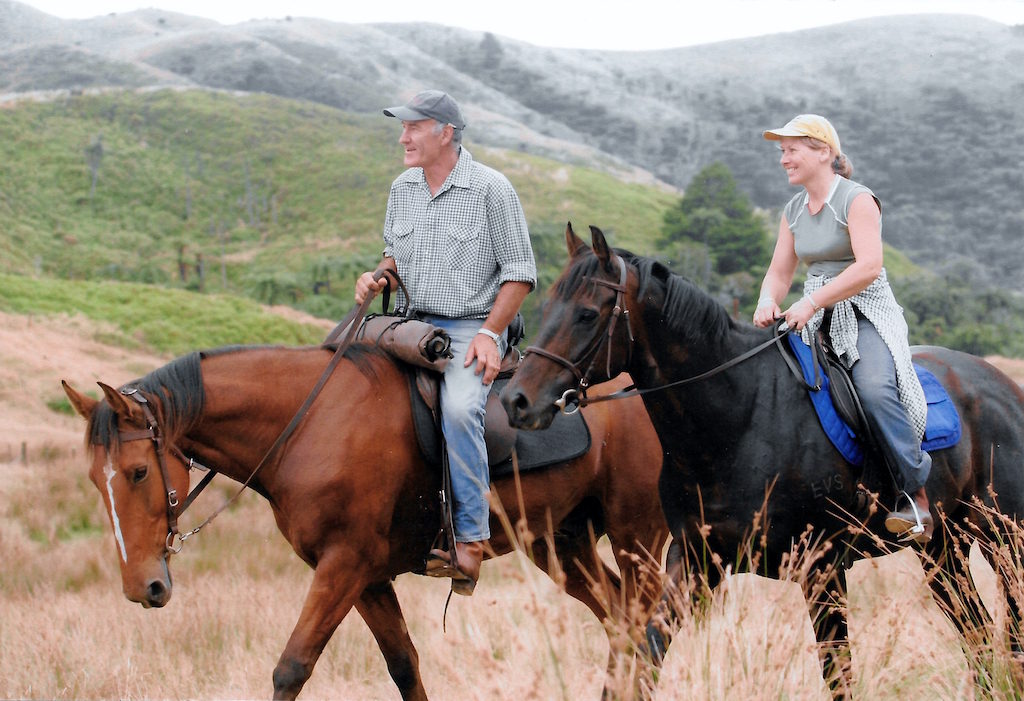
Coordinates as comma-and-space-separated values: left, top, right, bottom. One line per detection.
130, 465, 149, 485
577, 308, 598, 324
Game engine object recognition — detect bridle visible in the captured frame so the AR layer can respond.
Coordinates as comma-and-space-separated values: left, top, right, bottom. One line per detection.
101, 387, 215, 555
525, 252, 798, 413
524, 254, 633, 413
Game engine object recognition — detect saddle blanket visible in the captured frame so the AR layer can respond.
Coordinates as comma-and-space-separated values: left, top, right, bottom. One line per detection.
787, 335, 962, 466
408, 374, 592, 478
489, 377, 592, 478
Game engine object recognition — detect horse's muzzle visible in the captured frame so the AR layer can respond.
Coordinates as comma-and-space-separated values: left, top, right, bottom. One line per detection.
500, 388, 557, 431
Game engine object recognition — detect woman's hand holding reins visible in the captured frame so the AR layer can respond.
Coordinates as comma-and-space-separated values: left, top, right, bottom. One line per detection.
752, 297, 781, 328
782, 295, 819, 332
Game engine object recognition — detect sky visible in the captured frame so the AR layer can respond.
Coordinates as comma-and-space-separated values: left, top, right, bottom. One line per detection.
17, 0, 1024, 50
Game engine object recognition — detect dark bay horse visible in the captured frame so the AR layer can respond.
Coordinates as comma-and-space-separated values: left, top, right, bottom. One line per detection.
62, 342, 668, 700
501, 223, 1024, 670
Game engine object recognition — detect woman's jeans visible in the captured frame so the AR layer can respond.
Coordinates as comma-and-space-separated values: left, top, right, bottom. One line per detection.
850, 317, 931, 494
424, 317, 507, 543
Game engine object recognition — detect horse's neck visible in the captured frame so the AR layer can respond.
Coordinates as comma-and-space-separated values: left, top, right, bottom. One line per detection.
182, 348, 334, 489
633, 321, 774, 452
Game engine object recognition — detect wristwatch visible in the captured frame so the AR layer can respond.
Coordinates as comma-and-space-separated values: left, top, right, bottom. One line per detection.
476, 328, 502, 347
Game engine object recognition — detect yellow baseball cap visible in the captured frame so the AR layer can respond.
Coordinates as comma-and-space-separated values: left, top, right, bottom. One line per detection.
763, 114, 841, 155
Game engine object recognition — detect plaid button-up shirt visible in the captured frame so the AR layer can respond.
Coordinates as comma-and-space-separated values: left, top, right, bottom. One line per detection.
382, 147, 536, 319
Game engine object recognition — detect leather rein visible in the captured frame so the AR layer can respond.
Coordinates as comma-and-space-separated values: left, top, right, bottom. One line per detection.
525, 253, 798, 414
105, 269, 395, 556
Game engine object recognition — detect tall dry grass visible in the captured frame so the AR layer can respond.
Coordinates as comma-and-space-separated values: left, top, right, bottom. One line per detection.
5, 444, 1024, 700
1, 450, 613, 700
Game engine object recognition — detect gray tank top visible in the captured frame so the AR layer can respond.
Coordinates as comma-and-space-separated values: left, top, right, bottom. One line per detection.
783, 175, 881, 277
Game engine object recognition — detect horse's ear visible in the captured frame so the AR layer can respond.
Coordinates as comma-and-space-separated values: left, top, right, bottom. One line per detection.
589, 226, 612, 269
565, 222, 588, 258
98, 382, 145, 424
62, 381, 97, 419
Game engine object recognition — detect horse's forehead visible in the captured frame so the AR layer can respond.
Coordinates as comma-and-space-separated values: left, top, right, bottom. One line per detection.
86, 445, 111, 484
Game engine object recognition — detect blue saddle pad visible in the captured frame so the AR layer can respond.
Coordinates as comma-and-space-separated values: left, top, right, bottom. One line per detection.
786, 335, 961, 466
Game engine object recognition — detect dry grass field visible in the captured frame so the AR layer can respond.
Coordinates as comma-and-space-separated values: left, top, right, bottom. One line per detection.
3, 311, 1024, 700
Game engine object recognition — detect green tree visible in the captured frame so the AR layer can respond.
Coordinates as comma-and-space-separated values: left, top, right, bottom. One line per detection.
660, 162, 769, 279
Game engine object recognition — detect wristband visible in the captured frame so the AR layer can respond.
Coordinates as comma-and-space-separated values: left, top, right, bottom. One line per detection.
476, 328, 502, 347
756, 295, 775, 310
804, 294, 822, 312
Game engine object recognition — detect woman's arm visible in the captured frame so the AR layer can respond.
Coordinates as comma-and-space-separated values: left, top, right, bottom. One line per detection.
752, 217, 799, 328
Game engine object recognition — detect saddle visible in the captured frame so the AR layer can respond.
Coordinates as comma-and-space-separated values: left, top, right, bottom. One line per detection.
779, 329, 962, 470
336, 312, 592, 476
405, 326, 592, 478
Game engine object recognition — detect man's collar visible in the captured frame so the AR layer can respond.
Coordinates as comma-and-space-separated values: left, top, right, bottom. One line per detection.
397, 147, 473, 191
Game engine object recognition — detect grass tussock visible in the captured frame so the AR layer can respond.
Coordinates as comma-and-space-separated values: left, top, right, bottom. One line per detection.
6, 449, 1024, 700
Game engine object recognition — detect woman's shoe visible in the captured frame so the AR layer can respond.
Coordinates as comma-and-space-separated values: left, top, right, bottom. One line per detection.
885, 492, 933, 544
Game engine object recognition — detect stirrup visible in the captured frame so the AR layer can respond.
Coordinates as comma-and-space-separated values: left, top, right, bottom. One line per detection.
885, 491, 931, 543
900, 491, 927, 538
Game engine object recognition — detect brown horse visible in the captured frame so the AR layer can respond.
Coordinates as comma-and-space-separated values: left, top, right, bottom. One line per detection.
62, 342, 667, 700
501, 224, 1024, 679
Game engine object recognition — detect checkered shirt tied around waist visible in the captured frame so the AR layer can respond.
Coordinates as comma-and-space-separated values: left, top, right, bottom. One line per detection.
382, 147, 537, 319
801, 269, 928, 441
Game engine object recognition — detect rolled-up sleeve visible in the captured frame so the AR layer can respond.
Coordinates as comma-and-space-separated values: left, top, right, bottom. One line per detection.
488, 181, 537, 289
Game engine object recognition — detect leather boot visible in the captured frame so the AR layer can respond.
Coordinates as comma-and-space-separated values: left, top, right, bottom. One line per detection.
425, 541, 485, 596
885, 488, 933, 544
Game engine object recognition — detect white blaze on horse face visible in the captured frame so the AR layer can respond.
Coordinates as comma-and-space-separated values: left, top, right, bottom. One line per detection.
103, 457, 128, 564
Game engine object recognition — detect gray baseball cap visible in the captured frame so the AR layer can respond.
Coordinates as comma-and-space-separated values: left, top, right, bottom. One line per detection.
383, 90, 466, 129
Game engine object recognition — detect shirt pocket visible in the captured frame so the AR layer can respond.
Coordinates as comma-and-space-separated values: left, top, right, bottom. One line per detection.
389, 219, 415, 263
445, 223, 482, 270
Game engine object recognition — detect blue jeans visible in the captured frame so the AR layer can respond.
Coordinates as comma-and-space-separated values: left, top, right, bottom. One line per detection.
850, 317, 931, 493
423, 317, 506, 543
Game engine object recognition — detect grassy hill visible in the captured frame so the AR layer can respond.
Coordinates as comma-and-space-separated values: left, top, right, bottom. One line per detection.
2, 87, 1023, 356
0, 88, 677, 323
4, 5, 1023, 291
0, 272, 328, 356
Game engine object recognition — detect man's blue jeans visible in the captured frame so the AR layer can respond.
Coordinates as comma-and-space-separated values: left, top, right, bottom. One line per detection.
423, 317, 506, 543
850, 317, 931, 493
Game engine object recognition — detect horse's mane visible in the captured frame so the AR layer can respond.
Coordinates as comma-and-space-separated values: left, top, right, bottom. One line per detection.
88, 343, 387, 450
88, 351, 205, 450
558, 247, 733, 347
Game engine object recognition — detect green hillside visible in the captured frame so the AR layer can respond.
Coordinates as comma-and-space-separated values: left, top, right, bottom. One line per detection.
0, 272, 326, 356
3, 88, 1023, 357
0, 88, 677, 322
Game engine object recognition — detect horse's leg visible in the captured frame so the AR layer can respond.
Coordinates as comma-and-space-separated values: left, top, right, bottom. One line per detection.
533, 530, 643, 701
644, 537, 686, 664
604, 518, 669, 633
355, 581, 428, 701
807, 565, 851, 697
272, 548, 369, 701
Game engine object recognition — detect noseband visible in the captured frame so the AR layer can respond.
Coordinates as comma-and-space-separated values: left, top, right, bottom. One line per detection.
524, 255, 634, 413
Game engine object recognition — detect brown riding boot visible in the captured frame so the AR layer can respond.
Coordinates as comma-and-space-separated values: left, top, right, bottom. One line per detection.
885, 487, 933, 544
425, 541, 485, 596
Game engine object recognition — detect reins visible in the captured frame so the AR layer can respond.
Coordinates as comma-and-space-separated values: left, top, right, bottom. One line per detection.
532, 252, 801, 413
111, 269, 396, 555
557, 321, 794, 412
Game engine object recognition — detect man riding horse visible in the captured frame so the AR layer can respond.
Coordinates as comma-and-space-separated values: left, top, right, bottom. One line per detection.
354, 90, 537, 595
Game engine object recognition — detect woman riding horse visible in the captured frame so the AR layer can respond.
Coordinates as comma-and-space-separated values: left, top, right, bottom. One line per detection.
754, 114, 932, 543
501, 222, 1024, 685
